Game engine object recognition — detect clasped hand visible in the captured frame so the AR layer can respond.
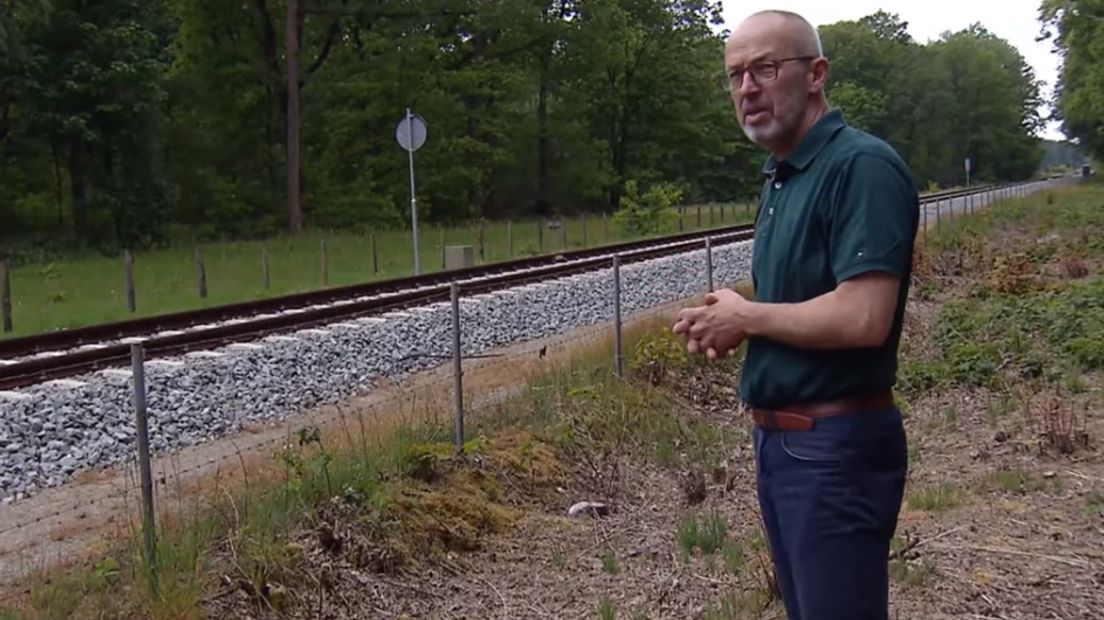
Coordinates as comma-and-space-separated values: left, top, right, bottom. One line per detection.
672, 288, 753, 359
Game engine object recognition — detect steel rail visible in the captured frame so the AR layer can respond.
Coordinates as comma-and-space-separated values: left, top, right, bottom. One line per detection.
0, 223, 764, 358
0, 227, 757, 390
0, 180, 1021, 391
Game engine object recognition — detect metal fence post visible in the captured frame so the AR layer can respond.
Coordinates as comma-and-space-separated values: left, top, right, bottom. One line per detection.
130, 343, 157, 592
613, 255, 623, 378
451, 282, 464, 454
705, 237, 714, 292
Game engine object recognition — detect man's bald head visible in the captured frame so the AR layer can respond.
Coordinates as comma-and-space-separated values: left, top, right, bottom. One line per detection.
724, 10, 831, 158
732, 10, 823, 58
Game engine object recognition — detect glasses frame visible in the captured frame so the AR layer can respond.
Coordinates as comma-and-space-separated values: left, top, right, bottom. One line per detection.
726, 56, 818, 90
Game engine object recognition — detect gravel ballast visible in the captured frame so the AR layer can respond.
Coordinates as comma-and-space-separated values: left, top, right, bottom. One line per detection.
0, 178, 1072, 504
0, 239, 753, 503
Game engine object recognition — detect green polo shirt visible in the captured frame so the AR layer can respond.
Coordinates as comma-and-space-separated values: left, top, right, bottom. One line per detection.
740, 109, 919, 409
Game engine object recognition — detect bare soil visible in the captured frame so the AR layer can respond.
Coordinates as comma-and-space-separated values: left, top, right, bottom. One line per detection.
201, 218, 1104, 619
204, 309, 1104, 619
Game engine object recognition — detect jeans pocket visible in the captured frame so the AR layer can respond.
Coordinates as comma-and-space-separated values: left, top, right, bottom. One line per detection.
779, 428, 845, 463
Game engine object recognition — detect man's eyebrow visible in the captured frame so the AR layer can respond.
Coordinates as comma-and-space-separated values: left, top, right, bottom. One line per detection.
727, 52, 771, 73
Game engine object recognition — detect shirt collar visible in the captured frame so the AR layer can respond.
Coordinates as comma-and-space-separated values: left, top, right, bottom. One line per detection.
762, 108, 847, 180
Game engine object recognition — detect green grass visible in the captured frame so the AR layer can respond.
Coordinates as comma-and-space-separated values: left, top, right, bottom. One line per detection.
677, 511, 729, 562
906, 482, 964, 512
598, 597, 617, 620
601, 548, 619, 575
985, 468, 1057, 495
1, 204, 753, 338
701, 589, 771, 619
889, 557, 937, 587
1086, 491, 1104, 518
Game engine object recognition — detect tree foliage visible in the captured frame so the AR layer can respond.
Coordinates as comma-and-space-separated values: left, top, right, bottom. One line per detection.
1039, 0, 1104, 162
0, 3, 1051, 254
819, 12, 1045, 188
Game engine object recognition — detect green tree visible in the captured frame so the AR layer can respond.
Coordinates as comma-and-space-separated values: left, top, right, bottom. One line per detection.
11, 0, 173, 248
1039, 0, 1104, 161
819, 17, 1043, 188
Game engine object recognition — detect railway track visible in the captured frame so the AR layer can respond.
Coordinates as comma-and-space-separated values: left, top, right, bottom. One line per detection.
0, 182, 1015, 391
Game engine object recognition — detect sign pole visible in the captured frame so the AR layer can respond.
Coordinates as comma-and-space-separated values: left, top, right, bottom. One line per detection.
396, 109, 428, 276
406, 109, 421, 275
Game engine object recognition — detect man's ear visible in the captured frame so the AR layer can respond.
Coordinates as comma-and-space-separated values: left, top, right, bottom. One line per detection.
809, 57, 830, 95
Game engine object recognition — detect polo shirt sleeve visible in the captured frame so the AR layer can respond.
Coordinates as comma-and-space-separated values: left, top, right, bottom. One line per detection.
828, 153, 918, 284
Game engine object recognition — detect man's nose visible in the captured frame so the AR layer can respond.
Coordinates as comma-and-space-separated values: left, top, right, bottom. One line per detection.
736, 72, 761, 97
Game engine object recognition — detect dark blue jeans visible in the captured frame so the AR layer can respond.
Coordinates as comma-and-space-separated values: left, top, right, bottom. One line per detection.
752, 406, 908, 620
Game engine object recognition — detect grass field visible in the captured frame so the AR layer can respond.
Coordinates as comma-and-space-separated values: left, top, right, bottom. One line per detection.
2, 203, 754, 339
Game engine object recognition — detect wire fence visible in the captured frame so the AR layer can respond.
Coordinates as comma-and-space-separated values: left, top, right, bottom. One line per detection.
0, 177, 1076, 587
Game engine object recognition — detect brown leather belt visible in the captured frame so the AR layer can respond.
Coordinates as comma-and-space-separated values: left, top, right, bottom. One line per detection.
747, 391, 895, 431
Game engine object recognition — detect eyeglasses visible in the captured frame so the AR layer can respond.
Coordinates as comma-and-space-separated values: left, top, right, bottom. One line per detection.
726, 56, 816, 90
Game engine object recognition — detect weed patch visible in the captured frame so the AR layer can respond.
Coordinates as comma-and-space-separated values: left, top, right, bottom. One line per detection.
907, 482, 963, 512
677, 511, 729, 562
984, 468, 1060, 495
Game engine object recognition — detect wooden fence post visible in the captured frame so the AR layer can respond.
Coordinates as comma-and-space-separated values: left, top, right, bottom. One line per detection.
124, 251, 136, 313
1, 259, 12, 333
261, 246, 271, 289
194, 249, 207, 298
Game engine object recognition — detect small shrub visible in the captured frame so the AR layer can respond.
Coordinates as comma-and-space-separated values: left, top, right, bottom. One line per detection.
632, 328, 689, 386
613, 180, 682, 236
1062, 256, 1090, 279
980, 252, 1040, 295
1067, 336, 1104, 370
945, 341, 1002, 388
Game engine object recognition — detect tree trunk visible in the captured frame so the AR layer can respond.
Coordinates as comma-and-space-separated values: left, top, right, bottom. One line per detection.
536, 50, 551, 217
251, 0, 288, 217
286, 0, 303, 233
68, 140, 89, 244
52, 141, 65, 227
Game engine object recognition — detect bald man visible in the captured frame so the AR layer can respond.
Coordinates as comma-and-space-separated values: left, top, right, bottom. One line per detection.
673, 10, 918, 620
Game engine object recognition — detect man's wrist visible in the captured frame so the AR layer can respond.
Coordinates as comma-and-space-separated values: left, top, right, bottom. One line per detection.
742, 301, 768, 337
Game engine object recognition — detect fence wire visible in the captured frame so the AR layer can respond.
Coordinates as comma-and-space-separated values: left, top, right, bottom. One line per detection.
0, 180, 1063, 553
